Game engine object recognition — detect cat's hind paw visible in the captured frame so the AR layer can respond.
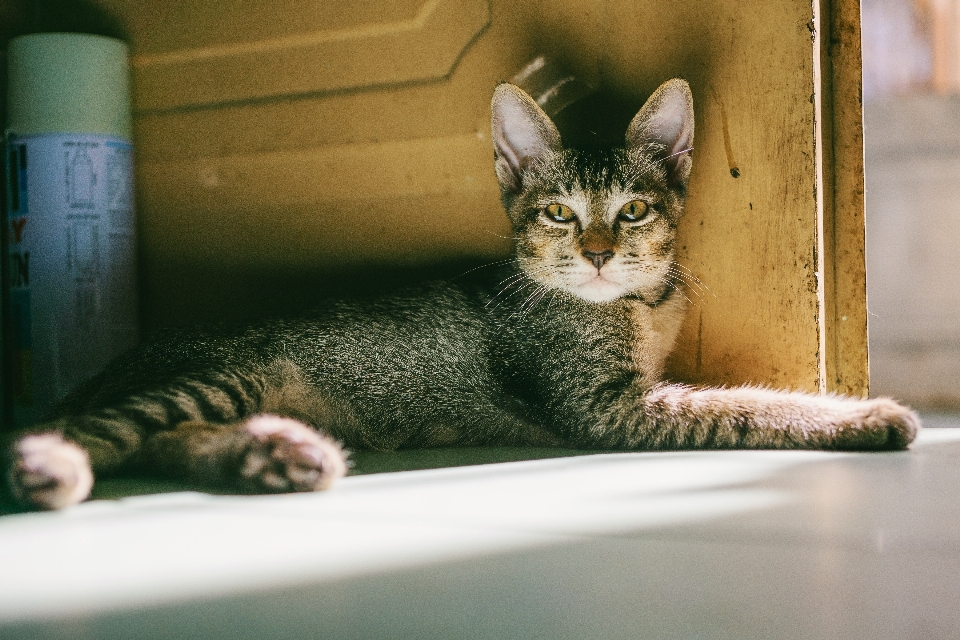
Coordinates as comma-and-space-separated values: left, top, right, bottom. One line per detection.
238, 415, 347, 493
5, 433, 93, 510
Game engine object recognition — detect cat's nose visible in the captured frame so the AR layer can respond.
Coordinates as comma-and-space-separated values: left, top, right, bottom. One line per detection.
582, 249, 614, 270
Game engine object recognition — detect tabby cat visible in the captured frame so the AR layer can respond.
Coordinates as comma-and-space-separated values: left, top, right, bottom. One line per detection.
2, 79, 919, 511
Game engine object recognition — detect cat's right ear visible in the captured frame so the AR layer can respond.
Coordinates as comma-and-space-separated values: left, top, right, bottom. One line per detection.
491, 83, 562, 194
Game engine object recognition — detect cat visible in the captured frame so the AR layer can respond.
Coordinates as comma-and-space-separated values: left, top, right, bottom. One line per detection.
2, 78, 920, 511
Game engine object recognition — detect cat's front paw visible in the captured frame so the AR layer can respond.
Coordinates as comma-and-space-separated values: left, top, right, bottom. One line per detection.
5, 433, 94, 510
238, 415, 347, 493
832, 397, 920, 451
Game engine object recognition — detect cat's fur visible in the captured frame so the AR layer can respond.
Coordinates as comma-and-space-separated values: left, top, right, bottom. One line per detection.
2, 79, 919, 511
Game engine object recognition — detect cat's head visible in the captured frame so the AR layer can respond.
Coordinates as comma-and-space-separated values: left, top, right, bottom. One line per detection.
491, 79, 694, 304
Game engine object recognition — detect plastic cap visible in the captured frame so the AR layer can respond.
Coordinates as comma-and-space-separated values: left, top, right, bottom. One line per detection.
6, 33, 132, 139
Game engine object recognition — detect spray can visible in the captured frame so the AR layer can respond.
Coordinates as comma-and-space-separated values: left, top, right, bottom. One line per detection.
4, 33, 138, 427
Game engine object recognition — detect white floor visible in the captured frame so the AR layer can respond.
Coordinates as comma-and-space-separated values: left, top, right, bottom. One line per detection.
3, 419, 960, 639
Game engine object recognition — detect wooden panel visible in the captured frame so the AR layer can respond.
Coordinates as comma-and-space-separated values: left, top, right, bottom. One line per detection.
98, 0, 491, 110
98, 0, 867, 393
820, 0, 870, 396
137, 133, 509, 268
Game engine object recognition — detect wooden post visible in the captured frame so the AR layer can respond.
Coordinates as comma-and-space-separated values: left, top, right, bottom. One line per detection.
819, 0, 870, 396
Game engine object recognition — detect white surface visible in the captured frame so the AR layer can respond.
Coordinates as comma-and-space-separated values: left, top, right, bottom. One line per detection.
3, 426, 960, 639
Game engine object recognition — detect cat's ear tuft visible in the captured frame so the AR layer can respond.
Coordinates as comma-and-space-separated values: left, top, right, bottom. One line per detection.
626, 79, 695, 189
491, 83, 562, 193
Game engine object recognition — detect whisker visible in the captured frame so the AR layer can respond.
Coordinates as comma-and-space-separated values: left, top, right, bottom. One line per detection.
482, 230, 525, 241
486, 279, 528, 309
662, 269, 707, 299
513, 282, 556, 320
624, 263, 701, 306
669, 260, 708, 282
524, 294, 548, 318
669, 282, 696, 306
490, 270, 530, 292
656, 275, 696, 306
669, 263, 714, 298
544, 289, 560, 315
663, 274, 703, 305
658, 146, 694, 163
450, 257, 518, 281
492, 266, 556, 308
491, 269, 548, 296
487, 272, 547, 311
493, 279, 543, 315
492, 263, 554, 285
512, 285, 548, 318
622, 259, 712, 302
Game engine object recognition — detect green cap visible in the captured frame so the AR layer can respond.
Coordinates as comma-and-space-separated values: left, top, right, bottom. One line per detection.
7, 33, 132, 139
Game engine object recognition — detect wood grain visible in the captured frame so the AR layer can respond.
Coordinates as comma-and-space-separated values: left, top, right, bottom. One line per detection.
819, 0, 870, 396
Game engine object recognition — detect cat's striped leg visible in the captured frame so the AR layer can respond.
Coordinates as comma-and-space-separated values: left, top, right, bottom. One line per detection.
589, 384, 920, 451
141, 414, 347, 494
3, 365, 348, 510
4, 413, 348, 510
3, 408, 147, 510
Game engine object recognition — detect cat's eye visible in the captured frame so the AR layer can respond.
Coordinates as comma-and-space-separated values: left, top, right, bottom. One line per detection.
543, 203, 576, 223
618, 200, 651, 223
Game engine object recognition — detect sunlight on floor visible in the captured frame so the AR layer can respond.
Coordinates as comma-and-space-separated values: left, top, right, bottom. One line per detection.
3, 426, 960, 639
1, 450, 837, 621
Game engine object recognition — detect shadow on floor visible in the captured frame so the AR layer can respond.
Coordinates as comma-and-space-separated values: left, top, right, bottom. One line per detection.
87, 447, 599, 501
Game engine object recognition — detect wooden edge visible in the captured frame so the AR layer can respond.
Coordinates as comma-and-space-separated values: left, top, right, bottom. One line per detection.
818, 0, 870, 396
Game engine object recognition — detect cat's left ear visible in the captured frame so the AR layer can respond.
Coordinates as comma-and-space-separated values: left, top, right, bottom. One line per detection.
491, 83, 562, 194
626, 79, 695, 189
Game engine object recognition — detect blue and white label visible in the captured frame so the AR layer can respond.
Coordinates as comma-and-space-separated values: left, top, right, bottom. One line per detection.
5, 133, 138, 427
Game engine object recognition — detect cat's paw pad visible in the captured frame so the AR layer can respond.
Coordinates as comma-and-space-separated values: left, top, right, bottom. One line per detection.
835, 398, 921, 451
6, 433, 93, 510
238, 415, 347, 493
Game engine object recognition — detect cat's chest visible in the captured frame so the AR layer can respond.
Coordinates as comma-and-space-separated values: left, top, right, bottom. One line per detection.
624, 290, 688, 382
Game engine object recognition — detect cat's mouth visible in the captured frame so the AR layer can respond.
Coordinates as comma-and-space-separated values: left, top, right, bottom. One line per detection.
574, 272, 626, 303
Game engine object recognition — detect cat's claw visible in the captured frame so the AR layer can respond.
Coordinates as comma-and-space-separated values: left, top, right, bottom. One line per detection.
6, 433, 94, 510
239, 415, 347, 493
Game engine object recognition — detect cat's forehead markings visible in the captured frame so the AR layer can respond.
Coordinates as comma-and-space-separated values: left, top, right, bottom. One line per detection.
603, 187, 633, 222
567, 185, 640, 225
